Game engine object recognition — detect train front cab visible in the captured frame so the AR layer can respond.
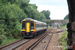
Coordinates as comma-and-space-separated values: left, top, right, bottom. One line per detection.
21, 20, 35, 38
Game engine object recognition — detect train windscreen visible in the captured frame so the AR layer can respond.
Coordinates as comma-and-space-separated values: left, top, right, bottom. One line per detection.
22, 21, 26, 29
31, 21, 34, 29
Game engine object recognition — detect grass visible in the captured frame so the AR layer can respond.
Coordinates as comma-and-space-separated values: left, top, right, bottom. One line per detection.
59, 31, 68, 50
0, 36, 23, 45
60, 24, 67, 28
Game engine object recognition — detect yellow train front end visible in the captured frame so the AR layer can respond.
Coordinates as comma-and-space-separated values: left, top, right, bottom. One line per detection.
21, 19, 35, 38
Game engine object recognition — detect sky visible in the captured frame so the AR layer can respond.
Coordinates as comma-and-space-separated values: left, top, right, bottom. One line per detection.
29, 0, 69, 20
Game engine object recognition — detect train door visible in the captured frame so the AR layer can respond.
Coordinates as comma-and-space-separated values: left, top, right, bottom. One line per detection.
26, 22, 30, 32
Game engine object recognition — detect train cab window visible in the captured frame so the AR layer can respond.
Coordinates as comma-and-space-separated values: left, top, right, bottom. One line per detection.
31, 21, 34, 29
22, 21, 26, 29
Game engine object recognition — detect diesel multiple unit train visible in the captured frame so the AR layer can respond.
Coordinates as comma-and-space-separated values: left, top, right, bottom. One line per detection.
21, 18, 47, 38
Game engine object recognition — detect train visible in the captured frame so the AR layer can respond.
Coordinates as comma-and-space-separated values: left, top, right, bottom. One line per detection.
21, 18, 47, 38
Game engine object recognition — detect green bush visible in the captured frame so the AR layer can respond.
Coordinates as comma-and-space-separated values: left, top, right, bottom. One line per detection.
0, 39, 2, 44
0, 35, 7, 44
0, 24, 7, 44
59, 31, 67, 50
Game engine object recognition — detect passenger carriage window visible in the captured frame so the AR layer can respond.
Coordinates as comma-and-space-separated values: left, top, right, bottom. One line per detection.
22, 21, 26, 29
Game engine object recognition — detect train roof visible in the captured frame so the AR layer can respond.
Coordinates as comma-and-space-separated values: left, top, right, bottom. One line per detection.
22, 18, 47, 24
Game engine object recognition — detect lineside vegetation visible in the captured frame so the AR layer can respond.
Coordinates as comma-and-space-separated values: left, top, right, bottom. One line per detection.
0, 0, 51, 45
59, 31, 67, 50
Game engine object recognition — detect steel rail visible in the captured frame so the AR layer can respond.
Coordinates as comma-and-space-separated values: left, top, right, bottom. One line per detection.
44, 30, 64, 50
0, 39, 23, 49
12, 39, 30, 50
25, 29, 53, 50
1, 39, 30, 50
24, 34, 47, 50
44, 33, 53, 50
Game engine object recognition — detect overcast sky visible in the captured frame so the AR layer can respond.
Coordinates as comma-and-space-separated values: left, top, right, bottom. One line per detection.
29, 0, 68, 20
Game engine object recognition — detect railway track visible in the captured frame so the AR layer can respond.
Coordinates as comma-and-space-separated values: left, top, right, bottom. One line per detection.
13, 29, 52, 50
0, 39, 23, 49
29, 34, 53, 50
0, 39, 30, 50
44, 33, 53, 50
26, 34, 48, 50
32, 29, 55, 50
28, 29, 54, 50
0, 29, 52, 50
0, 28, 64, 50
44, 29, 64, 50
30, 28, 64, 50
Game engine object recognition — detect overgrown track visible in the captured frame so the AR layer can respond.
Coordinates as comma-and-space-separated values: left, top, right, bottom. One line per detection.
0, 39, 30, 50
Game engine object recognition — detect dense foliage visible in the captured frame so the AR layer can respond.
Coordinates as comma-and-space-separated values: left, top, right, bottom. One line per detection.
0, 0, 51, 44
41, 10, 51, 20
64, 14, 69, 20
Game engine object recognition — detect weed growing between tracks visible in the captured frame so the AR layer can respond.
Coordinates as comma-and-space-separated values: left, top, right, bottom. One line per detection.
59, 31, 68, 50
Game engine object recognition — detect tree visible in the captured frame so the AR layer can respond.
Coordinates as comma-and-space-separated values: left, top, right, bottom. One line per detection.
64, 14, 69, 20
41, 10, 51, 20
0, 0, 48, 41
